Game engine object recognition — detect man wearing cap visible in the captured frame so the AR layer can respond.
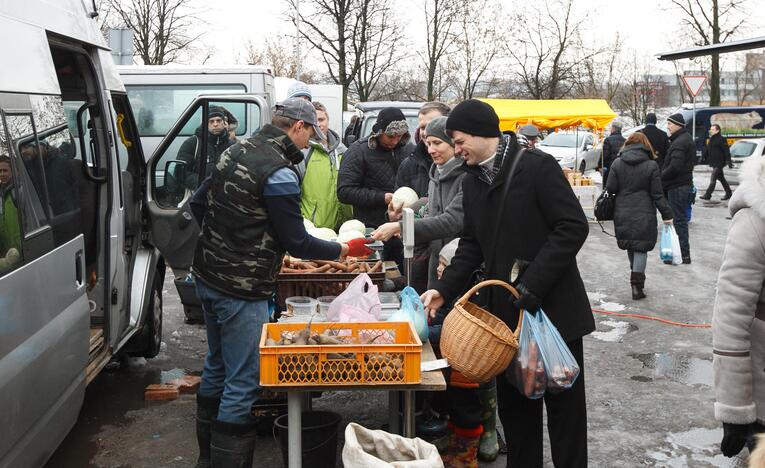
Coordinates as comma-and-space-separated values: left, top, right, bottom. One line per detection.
662, 113, 696, 264
177, 105, 234, 190
519, 123, 541, 149
420, 99, 593, 467
600, 120, 626, 184
638, 112, 669, 169
191, 98, 372, 467
286, 80, 312, 101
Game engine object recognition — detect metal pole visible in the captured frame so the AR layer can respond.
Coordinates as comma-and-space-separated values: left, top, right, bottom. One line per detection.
692, 93, 696, 151
288, 391, 302, 468
295, 0, 301, 80
403, 390, 415, 437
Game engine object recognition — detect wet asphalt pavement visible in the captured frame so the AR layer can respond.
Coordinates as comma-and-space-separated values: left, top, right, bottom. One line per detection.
46, 167, 752, 467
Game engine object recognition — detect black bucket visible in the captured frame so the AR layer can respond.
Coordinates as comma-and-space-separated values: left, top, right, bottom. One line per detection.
274, 410, 342, 468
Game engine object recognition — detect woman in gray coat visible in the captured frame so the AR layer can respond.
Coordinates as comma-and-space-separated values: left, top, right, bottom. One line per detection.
605, 132, 673, 300
371, 116, 467, 288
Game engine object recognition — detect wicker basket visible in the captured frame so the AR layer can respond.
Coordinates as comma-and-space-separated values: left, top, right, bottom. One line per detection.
439, 280, 523, 383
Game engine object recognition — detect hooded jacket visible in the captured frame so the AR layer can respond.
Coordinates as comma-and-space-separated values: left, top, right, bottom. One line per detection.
703, 133, 731, 168
662, 128, 696, 190
177, 126, 233, 190
713, 156, 765, 426
605, 144, 673, 252
337, 130, 414, 228
299, 129, 353, 230
395, 140, 432, 197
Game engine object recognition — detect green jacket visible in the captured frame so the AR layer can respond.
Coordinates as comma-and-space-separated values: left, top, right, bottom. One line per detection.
299, 129, 353, 230
1, 185, 21, 257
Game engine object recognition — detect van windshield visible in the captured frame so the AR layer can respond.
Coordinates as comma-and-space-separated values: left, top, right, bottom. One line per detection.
126, 84, 248, 137
730, 141, 758, 158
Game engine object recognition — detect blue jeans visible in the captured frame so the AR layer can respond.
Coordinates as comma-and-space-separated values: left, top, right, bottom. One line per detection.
196, 280, 269, 424
666, 185, 691, 258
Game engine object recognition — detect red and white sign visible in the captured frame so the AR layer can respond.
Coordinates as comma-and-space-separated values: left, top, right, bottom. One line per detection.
682, 75, 707, 97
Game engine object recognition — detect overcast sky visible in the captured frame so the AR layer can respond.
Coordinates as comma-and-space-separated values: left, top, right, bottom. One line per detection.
198, 0, 765, 75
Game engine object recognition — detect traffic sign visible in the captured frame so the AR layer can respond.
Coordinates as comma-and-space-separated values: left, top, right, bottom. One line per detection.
682, 75, 707, 97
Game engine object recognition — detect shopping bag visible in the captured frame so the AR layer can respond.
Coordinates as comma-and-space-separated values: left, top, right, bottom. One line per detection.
326, 274, 382, 321
533, 309, 580, 393
505, 310, 547, 399
669, 225, 682, 265
342, 423, 444, 467
388, 287, 429, 342
659, 224, 673, 262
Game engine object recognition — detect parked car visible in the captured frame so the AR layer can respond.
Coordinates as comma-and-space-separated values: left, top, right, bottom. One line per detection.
727, 138, 765, 185
343, 101, 423, 146
538, 131, 600, 172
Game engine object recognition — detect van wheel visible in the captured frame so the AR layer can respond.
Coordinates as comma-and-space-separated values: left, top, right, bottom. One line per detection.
127, 274, 163, 358
579, 160, 587, 173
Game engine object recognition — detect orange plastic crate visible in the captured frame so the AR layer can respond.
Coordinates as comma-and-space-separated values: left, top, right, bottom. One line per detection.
260, 321, 422, 387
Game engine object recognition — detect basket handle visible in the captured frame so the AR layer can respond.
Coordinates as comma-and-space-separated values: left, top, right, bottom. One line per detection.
455, 279, 524, 337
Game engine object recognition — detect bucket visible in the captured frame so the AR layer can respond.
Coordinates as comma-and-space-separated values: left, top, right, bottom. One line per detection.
274, 410, 341, 468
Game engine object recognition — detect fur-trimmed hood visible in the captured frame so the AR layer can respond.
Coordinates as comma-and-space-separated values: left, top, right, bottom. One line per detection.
729, 157, 765, 219
367, 121, 411, 150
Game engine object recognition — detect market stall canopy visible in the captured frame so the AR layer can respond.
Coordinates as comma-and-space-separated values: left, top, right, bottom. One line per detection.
480, 98, 618, 132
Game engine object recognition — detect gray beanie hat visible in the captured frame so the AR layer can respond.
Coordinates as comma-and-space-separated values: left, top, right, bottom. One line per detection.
425, 116, 453, 147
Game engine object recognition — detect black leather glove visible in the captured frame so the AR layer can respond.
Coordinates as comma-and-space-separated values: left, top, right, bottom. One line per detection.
512, 282, 542, 314
721, 422, 750, 457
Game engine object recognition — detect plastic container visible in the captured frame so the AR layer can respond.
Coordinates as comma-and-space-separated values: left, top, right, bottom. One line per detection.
317, 296, 336, 316
285, 297, 318, 316
274, 410, 341, 468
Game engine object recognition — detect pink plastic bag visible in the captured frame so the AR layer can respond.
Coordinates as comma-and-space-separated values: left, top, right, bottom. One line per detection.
326, 274, 382, 322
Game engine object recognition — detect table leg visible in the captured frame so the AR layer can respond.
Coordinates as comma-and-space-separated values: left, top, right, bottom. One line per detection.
403, 390, 415, 437
288, 391, 303, 468
388, 391, 400, 435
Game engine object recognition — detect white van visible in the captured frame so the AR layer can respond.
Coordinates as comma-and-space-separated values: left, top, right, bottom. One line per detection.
0, 3, 271, 466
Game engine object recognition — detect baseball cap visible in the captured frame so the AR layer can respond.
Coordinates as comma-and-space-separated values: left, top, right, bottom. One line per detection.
273, 98, 326, 141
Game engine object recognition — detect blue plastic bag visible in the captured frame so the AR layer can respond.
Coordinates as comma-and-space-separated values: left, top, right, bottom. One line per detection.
506, 310, 547, 399
534, 309, 580, 393
389, 286, 429, 343
659, 224, 673, 262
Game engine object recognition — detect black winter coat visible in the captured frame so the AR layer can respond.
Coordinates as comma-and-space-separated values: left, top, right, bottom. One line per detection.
432, 134, 595, 343
703, 133, 731, 168
395, 141, 432, 197
605, 144, 673, 252
639, 124, 670, 169
177, 127, 233, 190
337, 134, 413, 228
602, 131, 626, 168
662, 129, 696, 191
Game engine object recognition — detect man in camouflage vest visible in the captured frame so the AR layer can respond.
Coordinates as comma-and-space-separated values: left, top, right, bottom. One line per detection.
192, 98, 373, 467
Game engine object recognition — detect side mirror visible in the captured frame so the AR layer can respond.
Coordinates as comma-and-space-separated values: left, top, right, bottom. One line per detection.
585, 144, 593, 151
163, 159, 188, 204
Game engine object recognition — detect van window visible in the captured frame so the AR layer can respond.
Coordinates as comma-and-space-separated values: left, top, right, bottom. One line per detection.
0, 118, 23, 277
126, 84, 247, 137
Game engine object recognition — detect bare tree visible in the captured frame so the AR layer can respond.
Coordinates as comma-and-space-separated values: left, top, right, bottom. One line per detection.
104, 0, 202, 65
669, 0, 749, 106
244, 37, 317, 82
615, 54, 662, 126
422, 0, 460, 100
573, 34, 624, 104
731, 53, 762, 105
509, 0, 596, 100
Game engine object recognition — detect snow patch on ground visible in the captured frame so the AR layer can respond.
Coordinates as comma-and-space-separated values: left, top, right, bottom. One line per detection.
598, 302, 626, 312
591, 320, 631, 343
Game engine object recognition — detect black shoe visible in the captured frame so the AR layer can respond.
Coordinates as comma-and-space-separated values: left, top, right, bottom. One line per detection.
700, 194, 712, 200
210, 420, 257, 468
682, 257, 691, 264
722, 193, 732, 201
663, 260, 673, 265
630, 272, 646, 300
196, 394, 221, 468
631, 285, 646, 300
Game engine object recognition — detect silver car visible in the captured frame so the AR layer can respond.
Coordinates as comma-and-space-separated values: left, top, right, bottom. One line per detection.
727, 138, 765, 185
538, 131, 600, 173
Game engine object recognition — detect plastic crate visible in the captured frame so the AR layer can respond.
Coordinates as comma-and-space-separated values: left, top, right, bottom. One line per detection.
276, 271, 385, 310
260, 321, 422, 387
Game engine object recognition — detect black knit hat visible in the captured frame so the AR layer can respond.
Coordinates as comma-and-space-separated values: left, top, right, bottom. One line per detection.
373, 107, 408, 134
645, 112, 657, 124
667, 113, 685, 126
208, 106, 226, 120
445, 99, 500, 138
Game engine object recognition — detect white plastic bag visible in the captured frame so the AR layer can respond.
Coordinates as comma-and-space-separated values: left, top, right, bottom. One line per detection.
668, 225, 682, 265
342, 423, 444, 468
326, 274, 382, 322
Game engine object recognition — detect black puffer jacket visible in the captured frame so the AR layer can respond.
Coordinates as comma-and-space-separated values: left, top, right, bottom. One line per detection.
337, 133, 414, 227
703, 133, 731, 168
602, 130, 626, 168
177, 126, 233, 189
606, 144, 673, 252
395, 141, 432, 197
662, 128, 696, 190
639, 124, 670, 169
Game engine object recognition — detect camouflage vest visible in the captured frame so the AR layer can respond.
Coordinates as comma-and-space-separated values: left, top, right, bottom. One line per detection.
193, 125, 295, 299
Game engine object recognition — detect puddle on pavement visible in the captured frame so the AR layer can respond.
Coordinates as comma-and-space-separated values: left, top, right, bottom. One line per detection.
647, 427, 749, 467
630, 375, 653, 382
630, 352, 712, 386
45, 361, 197, 467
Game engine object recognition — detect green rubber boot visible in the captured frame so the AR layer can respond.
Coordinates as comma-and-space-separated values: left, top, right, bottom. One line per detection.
477, 384, 499, 462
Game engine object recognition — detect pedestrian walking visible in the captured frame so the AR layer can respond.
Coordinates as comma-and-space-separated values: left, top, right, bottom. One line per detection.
638, 112, 669, 169
191, 98, 372, 467
605, 133, 673, 300
700, 124, 733, 201
662, 113, 696, 264
600, 120, 626, 184
421, 99, 594, 468
712, 154, 765, 460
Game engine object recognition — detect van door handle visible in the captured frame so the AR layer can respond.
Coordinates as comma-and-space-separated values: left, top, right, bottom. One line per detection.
75, 250, 84, 286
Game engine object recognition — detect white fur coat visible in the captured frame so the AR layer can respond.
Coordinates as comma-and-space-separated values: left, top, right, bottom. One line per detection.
713, 156, 765, 425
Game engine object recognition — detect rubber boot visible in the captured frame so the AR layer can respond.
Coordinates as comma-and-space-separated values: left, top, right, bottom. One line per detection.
477, 384, 499, 462
195, 394, 221, 468
441, 423, 482, 468
630, 272, 646, 300
210, 419, 257, 468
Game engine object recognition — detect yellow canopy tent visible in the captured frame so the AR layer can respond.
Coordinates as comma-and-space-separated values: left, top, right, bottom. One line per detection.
480, 98, 618, 132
